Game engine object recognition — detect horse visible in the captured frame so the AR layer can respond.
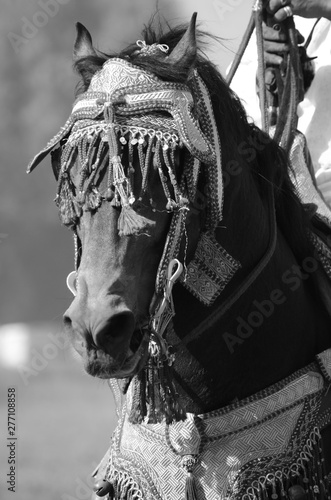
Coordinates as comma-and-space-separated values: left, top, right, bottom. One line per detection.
27, 13, 331, 500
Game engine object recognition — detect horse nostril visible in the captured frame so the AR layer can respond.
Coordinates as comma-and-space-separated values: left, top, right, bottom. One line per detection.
109, 312, 134, 338
94, 311, 135, 353
63, 314, 72, 329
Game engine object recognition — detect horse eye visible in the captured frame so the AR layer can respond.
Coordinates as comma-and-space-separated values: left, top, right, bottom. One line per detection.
51, 147, 62, 181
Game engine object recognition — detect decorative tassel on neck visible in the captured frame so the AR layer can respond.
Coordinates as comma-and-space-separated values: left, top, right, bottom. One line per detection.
148, 345, 185, 424
154, 332, 184, 424
104, 103, 156, 236
129, 259, 185, 424
128, 371, 146, 424
129, 330, 185, 425
182, 455, 199, 500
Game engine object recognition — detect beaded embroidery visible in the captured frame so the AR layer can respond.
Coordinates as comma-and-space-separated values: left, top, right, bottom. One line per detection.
180, 232, 241, 305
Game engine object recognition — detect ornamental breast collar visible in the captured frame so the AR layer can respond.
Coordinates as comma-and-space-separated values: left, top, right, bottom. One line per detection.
93, 349, 331, 500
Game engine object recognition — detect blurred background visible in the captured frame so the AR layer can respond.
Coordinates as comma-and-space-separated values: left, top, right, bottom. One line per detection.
0, 0, 252, 498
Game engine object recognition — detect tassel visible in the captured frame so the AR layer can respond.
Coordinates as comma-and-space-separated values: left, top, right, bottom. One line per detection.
128, 372, 146, 424
148, 334, 185, 424
86, 188, 102, 211
185, 472, 199, 500
162, 360, 186, 423
182, 456, 199, 500
128, 332, 185, 424
58, 195, 78, 227
118, 204, 155, 237
56, 176, 79, 227
146, 357, 157, 423
111, 193, 121, 207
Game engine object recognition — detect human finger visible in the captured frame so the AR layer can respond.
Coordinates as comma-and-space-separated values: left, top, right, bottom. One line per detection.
264, 51, 284, 66
262, 23, 288, 41
267, 0, 291, 15
264, 40, 290, 54
273, 5, 294, 22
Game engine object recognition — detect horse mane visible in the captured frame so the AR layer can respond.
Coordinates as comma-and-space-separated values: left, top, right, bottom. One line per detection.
74, 21, 314, 261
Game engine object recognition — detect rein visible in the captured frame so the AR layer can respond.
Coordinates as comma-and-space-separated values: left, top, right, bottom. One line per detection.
181, 181, 277, 347
226, 0, 305, 152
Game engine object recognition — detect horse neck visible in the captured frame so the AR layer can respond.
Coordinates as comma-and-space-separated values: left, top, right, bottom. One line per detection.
170, 155, 331, 415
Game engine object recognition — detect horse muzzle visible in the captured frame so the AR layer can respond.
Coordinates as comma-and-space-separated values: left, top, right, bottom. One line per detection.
63, 301, 149, 378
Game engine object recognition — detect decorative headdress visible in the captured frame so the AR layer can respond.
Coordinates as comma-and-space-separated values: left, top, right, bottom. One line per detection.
27, 56, 219, 230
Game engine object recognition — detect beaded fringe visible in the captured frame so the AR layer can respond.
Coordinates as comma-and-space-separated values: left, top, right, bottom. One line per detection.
54, 118, 187, 234
101, 428, 331, 500
105, 469, 144, 500
242, 428, 331, 500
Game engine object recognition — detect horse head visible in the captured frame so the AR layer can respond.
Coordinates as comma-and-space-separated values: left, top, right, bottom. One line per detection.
28, 13, 331, 423
28, 15, 211, 382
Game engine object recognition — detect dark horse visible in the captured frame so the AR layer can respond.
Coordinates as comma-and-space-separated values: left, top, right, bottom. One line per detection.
28, 13, 331, 500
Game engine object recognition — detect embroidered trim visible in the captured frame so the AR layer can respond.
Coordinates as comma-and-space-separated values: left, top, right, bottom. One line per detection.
106, 467, 145, 500
316, 349, 331, 383
229, 395, 323, 498
180, 232, 241, 305
191, 71, 223, 227
239, 427, 330, 500
310, 232, 331, 281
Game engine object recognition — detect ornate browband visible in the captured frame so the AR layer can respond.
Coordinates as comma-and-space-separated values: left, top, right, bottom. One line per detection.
27, 59, 215, 173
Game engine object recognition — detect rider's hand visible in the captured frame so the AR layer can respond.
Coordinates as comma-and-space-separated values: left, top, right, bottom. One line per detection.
263, 24, 289, 66
263, 24, 304, 67
266, 0, 331, 21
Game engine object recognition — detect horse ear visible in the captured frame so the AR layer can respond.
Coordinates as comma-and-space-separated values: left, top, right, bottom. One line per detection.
73, 22, 96, 62
167, 12, 197, 68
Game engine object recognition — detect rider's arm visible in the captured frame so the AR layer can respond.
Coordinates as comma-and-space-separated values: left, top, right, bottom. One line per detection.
268, 0, 331, 21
